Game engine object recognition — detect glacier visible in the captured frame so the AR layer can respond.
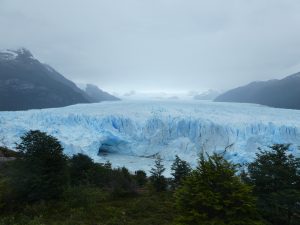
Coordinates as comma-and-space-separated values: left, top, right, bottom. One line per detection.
0, 100, 300, 174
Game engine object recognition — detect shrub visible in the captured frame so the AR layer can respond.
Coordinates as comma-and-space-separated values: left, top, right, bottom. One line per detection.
246, 144, 300, 225
69, 153, 94, 186
175, 153, 264, 225
11, 130, 69, 202
134, 170, 147, 187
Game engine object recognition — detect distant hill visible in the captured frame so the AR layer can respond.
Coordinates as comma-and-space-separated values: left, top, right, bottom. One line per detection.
0, 48, 119, 111
215, 72, 300, 110
82, 84, 120, 102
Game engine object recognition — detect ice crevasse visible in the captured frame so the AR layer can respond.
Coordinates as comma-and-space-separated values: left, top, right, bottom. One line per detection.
0, 100, 300, 170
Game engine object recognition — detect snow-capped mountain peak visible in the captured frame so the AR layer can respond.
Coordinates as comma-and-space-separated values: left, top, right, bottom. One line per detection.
0, 48, 34, 61
0, 49, 19, 60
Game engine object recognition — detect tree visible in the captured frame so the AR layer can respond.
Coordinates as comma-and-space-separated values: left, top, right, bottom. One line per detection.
11, 130, 69, 202
171, 155, 191, 189
104, 160, 112, 169
134, 170, 147, 187
150, 155, 167, 192
109, 167, 137, 197
69, 153, 94, 186
88, 162, 111, 188
175, 153, 263, 225
246, 144, 300, 225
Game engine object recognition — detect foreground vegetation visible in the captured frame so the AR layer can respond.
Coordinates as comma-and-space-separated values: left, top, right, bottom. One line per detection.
0, 130, 300, 224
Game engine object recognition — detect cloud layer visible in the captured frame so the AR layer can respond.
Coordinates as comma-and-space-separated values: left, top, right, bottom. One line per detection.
1, 0, 300, 93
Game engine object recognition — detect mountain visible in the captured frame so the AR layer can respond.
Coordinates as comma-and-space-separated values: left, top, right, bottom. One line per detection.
0, 48, 91, 111
193, 89, 221, 100
82, 84, 120, 102
0, 48, 119, 111
215, 72, 300, 109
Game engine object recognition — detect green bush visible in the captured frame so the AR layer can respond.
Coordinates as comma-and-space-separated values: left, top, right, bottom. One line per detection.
10, 130, 69, 202
246, 144, 300, 225
69, 153, 94, 186
175, 153, 264, 225
109, 167, 137, 197
63, 186, 108, 209
134, 170, 147, 187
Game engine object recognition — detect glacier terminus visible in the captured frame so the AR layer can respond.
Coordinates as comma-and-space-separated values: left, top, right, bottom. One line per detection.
0, 100, 299, 174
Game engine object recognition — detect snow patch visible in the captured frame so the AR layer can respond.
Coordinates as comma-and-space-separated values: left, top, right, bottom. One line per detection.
0, 49, 18, 60
0, 48, 35, 61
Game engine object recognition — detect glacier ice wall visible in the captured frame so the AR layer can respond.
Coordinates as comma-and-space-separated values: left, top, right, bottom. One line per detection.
0, 100, 300, 169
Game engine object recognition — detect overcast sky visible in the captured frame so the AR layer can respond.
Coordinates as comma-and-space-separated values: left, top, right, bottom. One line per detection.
1, 0, 300, 93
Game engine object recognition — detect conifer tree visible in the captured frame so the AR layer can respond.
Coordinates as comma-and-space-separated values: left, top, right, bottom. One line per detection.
12, 130, 69, 202
150, 155, 167, 192
175, 152, 263, 225
134, 170, 147, 187
69, 153, 94, 186
171, 155, 191, 189
246, 144, 300, 225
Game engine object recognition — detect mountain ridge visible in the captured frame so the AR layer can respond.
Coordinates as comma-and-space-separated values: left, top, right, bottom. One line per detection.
0, 48, 119, 111
79, 83, 120, 102
215, 72, 300, 110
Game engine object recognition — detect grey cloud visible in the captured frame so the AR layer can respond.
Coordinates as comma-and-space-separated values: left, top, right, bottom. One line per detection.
1, 0, 300, 93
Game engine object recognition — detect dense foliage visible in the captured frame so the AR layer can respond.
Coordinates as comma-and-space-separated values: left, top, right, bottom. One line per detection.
244, 144, 300, 225
175, 153, 263, 225
11, 130, 69, 202
134, 170, 147, 187
0, 130, 299, 225
171, 155, 191, 189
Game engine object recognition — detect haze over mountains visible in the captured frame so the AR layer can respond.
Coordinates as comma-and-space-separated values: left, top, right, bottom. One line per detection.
80, 84, 120, 102
193, 89, 221, 100
2, 48, 300, 111
215, 72, 300, 110
0, 48, 119, 111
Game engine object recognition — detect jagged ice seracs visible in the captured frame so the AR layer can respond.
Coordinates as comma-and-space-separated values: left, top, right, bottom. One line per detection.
0, 100, 299, 175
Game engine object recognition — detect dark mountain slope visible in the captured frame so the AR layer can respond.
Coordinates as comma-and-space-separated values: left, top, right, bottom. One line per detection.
0, 48, 91, 111
0, 48, 119, 111
215, 72, 300, 109
84, 84, 120, 102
